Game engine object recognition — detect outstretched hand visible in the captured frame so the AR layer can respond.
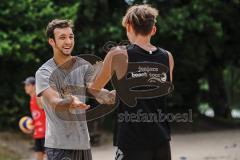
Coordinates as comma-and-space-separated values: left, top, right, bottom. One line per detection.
70, 95, 90, 110
96, 89, 116, 105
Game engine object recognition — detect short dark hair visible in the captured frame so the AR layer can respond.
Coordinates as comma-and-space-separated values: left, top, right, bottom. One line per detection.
122, 4, 158, 36
46, 19, 74, 39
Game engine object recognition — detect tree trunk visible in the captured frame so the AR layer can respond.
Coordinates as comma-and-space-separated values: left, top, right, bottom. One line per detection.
207, 66, 231, 119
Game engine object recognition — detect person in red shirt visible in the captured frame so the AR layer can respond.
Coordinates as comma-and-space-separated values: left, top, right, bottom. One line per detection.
23, 76, 46, 160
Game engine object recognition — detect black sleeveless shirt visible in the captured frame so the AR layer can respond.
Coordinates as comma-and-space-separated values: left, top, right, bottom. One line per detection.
113, 44, 171, 149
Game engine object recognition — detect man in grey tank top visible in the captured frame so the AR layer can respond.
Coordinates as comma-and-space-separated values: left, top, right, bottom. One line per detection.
35, 19, 115, 160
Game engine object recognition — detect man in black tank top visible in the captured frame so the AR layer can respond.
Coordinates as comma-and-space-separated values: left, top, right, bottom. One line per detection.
90, 4, 174, 160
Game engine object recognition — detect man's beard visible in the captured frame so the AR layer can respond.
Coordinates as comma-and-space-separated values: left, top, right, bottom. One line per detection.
56, 44, 73, 56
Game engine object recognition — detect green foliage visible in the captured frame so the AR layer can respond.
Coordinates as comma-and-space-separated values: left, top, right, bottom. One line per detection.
153, 0, 240, 116
73, 0, 127, 56
158, 1, 223, 40
0, 0, 79, 62
0, 0, 79, 129
0, 0, 240, 128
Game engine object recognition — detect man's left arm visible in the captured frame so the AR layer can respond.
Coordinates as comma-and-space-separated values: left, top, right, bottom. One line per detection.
166, 51, 174, 82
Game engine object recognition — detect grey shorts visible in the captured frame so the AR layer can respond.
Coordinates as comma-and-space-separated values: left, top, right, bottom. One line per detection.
45, 147, 92, 160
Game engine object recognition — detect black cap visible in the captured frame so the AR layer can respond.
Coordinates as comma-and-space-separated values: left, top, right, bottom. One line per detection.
23, 77, 35, 85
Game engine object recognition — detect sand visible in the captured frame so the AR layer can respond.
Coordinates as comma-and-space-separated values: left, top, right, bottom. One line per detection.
92, 129, 240, 160
1, 129, 240, 160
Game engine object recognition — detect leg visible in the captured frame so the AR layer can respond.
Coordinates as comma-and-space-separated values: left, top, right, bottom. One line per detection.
34, 138, 45, 160
36, 151, 44, 160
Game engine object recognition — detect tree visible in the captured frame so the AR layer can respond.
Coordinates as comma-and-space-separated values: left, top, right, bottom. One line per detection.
153, 0, 240, 118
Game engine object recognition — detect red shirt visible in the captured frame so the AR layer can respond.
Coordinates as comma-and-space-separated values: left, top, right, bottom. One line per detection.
30, 95, 46, 139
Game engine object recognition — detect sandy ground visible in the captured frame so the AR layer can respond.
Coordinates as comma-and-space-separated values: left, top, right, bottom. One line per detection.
1, 129, 240, 160
91, 129, 240, 160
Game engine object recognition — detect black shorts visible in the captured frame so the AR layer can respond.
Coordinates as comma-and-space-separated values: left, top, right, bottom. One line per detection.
115, 141, 171, 160
34, 138, 45, 152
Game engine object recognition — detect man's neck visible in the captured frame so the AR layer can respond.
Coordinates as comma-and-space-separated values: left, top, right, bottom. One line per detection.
53, 51, 72, 66
132, 36, 156, 51
133, 36, 151, 46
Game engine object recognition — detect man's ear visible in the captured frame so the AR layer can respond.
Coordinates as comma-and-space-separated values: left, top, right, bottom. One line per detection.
48, 38, 55, 47
126, 23, 132, 33
151, 25, 157, 36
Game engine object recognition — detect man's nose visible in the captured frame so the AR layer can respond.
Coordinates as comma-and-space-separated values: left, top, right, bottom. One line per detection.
65, 37, 72, 44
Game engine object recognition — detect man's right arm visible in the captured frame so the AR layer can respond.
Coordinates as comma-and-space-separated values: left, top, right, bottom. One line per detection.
41, 87, 89, 111
36, 68, 89, 111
